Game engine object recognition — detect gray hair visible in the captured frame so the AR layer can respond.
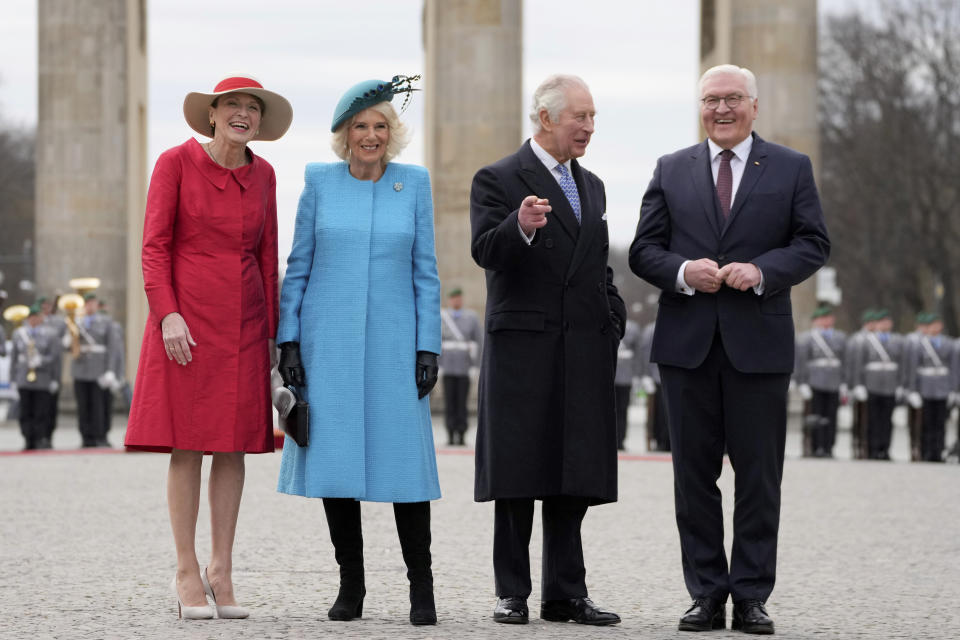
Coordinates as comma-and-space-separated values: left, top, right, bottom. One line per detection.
330, 100, 411, 164
698, 64, 758, 98
529, 74, 591, 133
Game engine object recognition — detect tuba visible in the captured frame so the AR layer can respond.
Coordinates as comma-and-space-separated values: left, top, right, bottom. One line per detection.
58, 293, 86, 358
62, 277, 100, 358
3, 305, 35, 381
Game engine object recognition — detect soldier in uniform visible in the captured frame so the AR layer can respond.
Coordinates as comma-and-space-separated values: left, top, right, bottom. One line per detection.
794, 304, 846, 457
39, 295, 68, 438
845, 310, 875, 458
614, 318, 641, 450
97, 299, 126, 434
849, 309, 904, 460
10, 305, 60, 450
438, 288, 482, 446
72, 292, 119, 447
903, 312, 957, 462
637, 319, 669, 452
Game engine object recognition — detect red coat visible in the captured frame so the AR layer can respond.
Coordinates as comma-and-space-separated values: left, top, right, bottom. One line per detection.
125, 138, 278, 453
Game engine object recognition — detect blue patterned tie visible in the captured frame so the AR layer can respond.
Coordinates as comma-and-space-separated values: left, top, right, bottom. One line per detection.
556, 163, 581, 224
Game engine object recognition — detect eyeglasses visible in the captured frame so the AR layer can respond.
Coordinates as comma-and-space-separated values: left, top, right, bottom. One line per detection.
700, 94, 753, 110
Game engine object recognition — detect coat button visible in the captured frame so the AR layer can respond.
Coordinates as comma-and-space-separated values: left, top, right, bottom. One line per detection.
563, 321, 570, 332
545, 238, 554, 249
597, 282, 603, 292
601, 323, 608, 334
603, 242, 609, 250
718, 254, 726, 261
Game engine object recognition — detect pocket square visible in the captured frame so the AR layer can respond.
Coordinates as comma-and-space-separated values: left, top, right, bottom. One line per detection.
601, 212, 608, 221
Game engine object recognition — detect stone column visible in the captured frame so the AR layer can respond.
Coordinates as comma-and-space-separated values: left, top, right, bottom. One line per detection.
36, 0, 148, 381
700, 0, 821, 328
422, 0, 523, 316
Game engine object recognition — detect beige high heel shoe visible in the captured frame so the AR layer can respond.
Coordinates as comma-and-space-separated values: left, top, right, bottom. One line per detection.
170, 576, 214, 620
202, 567, 250, 619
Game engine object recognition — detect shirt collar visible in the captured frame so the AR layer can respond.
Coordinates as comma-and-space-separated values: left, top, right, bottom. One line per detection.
529, 137, 572, 173
707, 133, 754, 163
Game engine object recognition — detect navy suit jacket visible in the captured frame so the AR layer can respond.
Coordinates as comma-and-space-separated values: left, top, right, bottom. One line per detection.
629, 133, 830, 374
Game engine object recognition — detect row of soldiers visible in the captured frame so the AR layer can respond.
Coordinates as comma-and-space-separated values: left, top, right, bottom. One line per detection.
1, 292, 125, 450
795, 305, 958, 462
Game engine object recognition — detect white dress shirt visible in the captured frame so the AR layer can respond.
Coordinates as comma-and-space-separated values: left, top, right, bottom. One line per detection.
676, 135, 764, 296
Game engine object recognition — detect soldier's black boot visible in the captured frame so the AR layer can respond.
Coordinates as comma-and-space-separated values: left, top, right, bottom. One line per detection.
322, 498, 365, 620
394, 501, 436, 625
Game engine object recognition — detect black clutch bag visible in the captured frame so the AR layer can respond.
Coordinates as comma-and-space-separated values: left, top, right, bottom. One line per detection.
281, 386, 309, 448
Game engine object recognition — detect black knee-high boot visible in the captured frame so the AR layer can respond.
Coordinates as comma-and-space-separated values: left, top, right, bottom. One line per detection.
323, 498, 365, 621
394, 501, 436, 625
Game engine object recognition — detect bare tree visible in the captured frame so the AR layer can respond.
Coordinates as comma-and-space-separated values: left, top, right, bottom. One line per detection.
0, 110, 36, 309
820, 0, 960, 334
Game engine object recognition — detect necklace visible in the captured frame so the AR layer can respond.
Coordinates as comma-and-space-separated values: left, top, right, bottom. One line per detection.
204, 142, 247, 169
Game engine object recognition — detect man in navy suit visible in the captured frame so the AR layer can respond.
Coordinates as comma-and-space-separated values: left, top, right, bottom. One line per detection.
471, 74, 625, 627
630, 64, 830, 634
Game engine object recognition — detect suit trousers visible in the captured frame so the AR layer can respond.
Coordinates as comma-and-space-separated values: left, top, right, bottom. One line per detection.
866, 394, 895, 458
493, 497, 589, 601
75, 380, 105, 445
921, 399, 947, 462
18, 389, 53, 447
614, 384, 631, 448
659, 332, 789, 604
442, 375, 470, 434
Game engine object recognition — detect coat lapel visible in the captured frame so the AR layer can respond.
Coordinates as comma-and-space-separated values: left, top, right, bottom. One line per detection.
722, 133, 768, 236
517, 141, 579, 242
690, 141, 721, 239
566, 159, 599, 278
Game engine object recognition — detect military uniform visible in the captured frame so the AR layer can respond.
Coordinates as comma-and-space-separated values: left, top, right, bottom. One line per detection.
903, 318, 958, 462
438, 305, 482, 446
849, 324, 904, 460
10, 320, 60, 449
638, 320, 669, 452
42, 311, 67, 437
794, 325, 846, 457
614, 319, 641, 450
72, 310, 119, 447
101, 316, 125, 434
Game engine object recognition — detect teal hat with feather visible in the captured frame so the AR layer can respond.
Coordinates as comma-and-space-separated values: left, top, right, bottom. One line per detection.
330, 74, 421, 132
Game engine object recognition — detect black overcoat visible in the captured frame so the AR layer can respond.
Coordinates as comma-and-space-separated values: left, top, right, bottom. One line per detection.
470, 140, 626, 504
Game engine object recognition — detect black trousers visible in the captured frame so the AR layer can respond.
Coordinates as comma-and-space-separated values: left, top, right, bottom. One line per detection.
652, 384, 670, 451
493, 497, 589, 601
75, 380, 105, 445
659, 333, 789, 604
810, 390, 839, 454
614, 384, 630, 448
921, 399, 947, 462
18, 389, 54, 447
866, 393, 895, 458
48, 389, 60, 436
102, 387, 113, 434
442, 375, 470, 435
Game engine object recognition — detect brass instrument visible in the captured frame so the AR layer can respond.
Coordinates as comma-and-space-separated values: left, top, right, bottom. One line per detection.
68, 277, 101, 297
58, 293, 85, 358
3, 305, 36, 382
2, 304, 29, 325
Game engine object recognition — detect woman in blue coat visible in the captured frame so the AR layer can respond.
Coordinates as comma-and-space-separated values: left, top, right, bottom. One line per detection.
276, 75, 442, 626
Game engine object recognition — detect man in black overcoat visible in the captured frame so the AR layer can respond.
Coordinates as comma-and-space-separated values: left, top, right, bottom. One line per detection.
470, 74, 626, 627
630, 64, 830, 634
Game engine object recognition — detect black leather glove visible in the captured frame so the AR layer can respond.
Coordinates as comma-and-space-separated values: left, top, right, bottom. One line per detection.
609, 312, 624, 339
415, 351, 439, 399
278, 341, 306, 387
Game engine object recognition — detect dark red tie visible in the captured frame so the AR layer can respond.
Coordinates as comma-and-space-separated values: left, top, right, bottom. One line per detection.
717, 149, 734, 218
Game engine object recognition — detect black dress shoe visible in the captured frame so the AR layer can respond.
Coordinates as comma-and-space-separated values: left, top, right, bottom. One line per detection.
541, 597, 621, 626
732, 600, 774, 635
678, 597, 725, 631
493, 596, 528, 624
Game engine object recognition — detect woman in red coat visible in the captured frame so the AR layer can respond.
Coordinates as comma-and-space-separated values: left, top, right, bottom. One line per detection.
124, 76, 292, 620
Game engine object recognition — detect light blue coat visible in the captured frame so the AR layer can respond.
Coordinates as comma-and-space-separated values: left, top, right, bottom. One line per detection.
277, 162, 442, 502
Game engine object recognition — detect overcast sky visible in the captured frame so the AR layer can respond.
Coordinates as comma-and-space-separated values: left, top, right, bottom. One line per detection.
0, 0, 859, 263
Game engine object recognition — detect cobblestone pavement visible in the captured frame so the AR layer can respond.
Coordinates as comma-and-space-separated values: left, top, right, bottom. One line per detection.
1, 406, 958, 639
